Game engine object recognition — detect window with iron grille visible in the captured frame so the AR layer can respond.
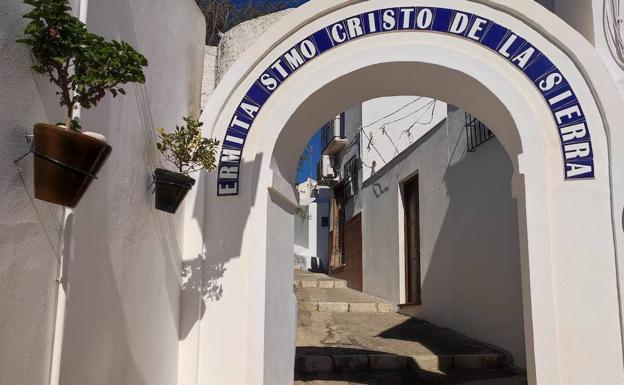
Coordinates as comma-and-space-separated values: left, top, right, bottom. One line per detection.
465, 112, 494, 152
342, 156, 359, 201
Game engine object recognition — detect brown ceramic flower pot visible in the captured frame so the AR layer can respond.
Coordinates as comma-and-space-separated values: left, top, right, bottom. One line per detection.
33, 123, 112, 207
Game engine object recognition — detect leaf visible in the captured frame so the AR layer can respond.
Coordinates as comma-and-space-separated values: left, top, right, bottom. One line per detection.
155, 116, 219, 175
69, 118, 81, 132
16, 0, 147, 120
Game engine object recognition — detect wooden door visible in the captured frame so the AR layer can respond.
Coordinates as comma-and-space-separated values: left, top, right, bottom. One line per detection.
330, 214, 363, 291
404, 175, 421, 304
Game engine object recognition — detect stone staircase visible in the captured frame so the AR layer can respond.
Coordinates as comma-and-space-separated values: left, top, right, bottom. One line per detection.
293, 271, 527, 385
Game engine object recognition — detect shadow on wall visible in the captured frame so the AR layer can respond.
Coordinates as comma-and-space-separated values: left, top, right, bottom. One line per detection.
179, 255, 226, 340
60, 167, 149, 385
180, 153, 265, 336
2, 0, 70, 254
0, 2, 84, 383
56, 0, 204, 382
422, 138, 526, 368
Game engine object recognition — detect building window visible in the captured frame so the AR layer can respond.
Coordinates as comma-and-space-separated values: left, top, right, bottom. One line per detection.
342, 156, 359, 201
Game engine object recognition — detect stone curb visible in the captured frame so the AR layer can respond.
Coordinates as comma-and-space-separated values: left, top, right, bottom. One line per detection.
293, 279, 348, 288
294, 353, 505, 373
298, 301, 397, 313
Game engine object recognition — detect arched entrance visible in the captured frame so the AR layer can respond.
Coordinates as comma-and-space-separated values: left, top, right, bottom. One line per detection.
190, 1, 624, 384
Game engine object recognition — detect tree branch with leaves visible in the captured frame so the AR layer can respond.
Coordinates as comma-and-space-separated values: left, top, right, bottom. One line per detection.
156, 117, 220, 175
17, 0, 148, 131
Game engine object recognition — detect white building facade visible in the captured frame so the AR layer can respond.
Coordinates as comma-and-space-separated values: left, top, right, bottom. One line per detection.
294, 178, 330, 272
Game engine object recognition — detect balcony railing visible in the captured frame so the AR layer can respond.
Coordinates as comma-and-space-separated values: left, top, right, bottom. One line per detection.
321, 113, 347, 155
465, 112, 494, 152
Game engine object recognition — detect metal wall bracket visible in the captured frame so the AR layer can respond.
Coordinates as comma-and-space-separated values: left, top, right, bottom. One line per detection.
14, 133, 98, 179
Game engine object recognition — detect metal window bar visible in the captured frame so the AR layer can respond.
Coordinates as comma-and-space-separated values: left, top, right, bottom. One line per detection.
338, 204, 346, 265
320, 122, 332, 151
342, 156, 359, 201
465, 112, 494, 152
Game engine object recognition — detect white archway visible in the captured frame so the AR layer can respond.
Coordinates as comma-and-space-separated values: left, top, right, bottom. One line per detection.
188, 1, 624, 384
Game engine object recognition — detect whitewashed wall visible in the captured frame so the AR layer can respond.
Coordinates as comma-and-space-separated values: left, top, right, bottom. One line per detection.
361, 96, 447, 181
215, 9, 292, 84
0, 1, 205, 385
361, 106, 526, 368
0, 1, 78, 384
201, 46, 218, 109
58, 1, 205, 384
294, 181, 331, 271
534, 0, 624, 96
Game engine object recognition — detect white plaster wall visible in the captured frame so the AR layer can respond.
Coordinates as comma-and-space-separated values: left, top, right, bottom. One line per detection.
0, 1, 72, 384
294, 208, 310, 250
313, 192, 331, 272
361, 96, 447, 181
202, 46, 218, 109
5, 1, 207, 385
361, 106, 525, 367
335, 105, 364, 220
555, 0, 596, 44
539, 0, 624, 96
264, 190, 297, 385
216, 9, 292, 84
294, 181, 330, 271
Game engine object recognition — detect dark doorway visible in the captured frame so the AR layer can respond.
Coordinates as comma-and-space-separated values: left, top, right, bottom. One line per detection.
404, 175, 421, 304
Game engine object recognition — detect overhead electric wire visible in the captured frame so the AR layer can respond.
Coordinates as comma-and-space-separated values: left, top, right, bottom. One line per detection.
361, 97, 424, 129
399, 100, 438, 140
349, 97, 427, 163
362, 98, 440, 164
375, 98, 437, 128
325, 97, 440, 170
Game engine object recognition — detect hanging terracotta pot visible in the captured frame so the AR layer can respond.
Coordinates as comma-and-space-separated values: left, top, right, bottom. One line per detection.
153, 168, 195, 214
33, 123, 112, 207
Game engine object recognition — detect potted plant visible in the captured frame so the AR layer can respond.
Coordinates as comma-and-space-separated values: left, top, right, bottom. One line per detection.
155, 117, 219, 213
17, 0, 148, 207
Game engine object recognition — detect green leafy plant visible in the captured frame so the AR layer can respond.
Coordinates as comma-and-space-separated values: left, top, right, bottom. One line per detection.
157, 117, 220, 175
17, 0, 148, 131
295, 206, 311, 222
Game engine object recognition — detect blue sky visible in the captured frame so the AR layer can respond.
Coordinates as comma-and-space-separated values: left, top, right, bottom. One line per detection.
296, 131, 321, 184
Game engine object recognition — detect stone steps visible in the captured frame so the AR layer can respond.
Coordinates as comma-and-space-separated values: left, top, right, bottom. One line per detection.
294, 279, 348, 289
295, 370, 526, 385
294, 272, 525, 384
295, 351, 505, 373
298, 301, 394, 313
293, 270, 348, 289
295, 287, 396, 313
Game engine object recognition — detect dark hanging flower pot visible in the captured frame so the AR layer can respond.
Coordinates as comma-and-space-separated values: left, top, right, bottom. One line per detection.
33, 123, 112, 208
153, 168, 195, 214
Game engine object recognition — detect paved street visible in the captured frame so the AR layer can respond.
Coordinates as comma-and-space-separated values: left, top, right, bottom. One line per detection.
294, 272, 527, 385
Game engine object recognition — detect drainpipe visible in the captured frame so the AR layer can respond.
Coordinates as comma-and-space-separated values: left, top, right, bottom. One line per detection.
48, 209, 70, 385
48, 3, 88, 384
78, 0, 88, 25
